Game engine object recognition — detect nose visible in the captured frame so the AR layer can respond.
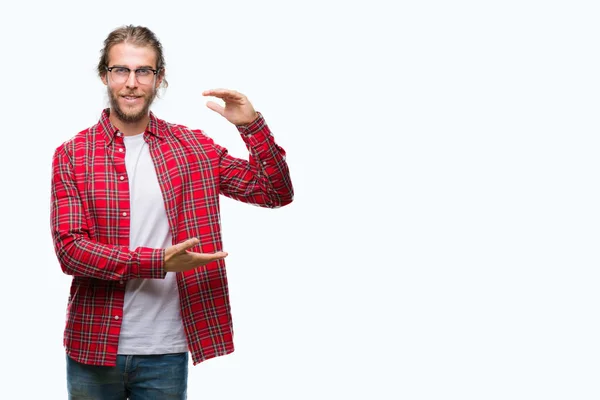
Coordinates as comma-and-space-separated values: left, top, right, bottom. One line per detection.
125, 70, 137, 88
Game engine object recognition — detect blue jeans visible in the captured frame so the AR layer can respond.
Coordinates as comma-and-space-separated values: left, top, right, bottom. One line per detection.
66, 353, 188, 399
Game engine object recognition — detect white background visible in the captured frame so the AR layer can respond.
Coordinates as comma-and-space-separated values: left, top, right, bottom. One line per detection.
1, 0, 599, 399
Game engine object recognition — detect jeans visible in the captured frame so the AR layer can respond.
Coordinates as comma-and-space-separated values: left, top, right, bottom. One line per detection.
66, 353, 188, 399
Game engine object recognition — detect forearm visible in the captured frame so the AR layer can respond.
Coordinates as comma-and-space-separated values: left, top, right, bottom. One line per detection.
53, 231, 165, 281
220, 113, 294, 207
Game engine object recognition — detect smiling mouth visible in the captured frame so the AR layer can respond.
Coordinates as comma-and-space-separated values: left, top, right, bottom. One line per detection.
122, 95, 142, 103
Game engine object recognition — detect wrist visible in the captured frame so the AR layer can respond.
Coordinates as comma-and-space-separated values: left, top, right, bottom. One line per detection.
236, 112, 259, 127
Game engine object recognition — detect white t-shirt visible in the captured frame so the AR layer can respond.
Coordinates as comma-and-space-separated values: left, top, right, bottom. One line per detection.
117, 132, 188, 355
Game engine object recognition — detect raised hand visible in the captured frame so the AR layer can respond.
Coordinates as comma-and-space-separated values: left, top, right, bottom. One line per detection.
202, 88, 259, 126
164, 238, 228, 273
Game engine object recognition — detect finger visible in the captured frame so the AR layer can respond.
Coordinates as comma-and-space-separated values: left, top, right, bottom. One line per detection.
206, 101, 225, 116
213, 251, 228, 258
175, 237, 200, 254
195, 251, 228, 261
203, 88, 239, 96
203, 89, 243, 101
187, 252, 229, 266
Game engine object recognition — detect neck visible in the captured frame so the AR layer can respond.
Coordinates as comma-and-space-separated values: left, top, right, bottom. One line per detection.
109, 111, 150, 136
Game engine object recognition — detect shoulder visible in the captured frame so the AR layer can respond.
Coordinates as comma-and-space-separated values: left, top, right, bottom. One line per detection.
160, 118, 217, 146
53, 127, 94, 160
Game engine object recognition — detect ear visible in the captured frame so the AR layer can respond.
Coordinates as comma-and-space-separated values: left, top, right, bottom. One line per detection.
101, 73, 108, 86
156, 68, 165, 87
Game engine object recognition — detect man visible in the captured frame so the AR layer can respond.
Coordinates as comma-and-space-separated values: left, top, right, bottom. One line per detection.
50, 24, 293, 399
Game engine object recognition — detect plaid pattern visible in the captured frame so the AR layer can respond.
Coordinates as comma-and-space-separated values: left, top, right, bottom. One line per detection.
51, 109, 293, 366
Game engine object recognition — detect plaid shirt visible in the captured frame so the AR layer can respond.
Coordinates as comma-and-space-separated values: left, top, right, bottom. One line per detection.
50, 109, 293, 366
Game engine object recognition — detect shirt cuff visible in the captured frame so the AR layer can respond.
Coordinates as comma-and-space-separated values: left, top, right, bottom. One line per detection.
133, 247, 167, 279
236, 112, 266, 137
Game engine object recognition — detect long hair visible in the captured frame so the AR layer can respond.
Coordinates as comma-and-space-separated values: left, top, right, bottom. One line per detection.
97, 25, 168, 89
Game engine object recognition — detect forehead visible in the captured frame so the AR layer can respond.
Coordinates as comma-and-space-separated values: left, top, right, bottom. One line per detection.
107, 42, 157, 67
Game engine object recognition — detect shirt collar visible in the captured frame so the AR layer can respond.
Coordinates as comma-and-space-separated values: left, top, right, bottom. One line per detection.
98, 108, 165, 145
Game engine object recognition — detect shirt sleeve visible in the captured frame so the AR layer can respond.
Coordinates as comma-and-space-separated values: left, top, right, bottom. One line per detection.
50, 145, 166, 281
215, 112, 294, 208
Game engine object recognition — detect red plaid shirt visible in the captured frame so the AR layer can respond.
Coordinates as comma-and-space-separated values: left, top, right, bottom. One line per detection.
50, 109, 293, 366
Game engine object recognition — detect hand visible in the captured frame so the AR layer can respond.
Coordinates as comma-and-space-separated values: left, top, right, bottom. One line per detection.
203, 88, 258, 126
164, 238, 228, 273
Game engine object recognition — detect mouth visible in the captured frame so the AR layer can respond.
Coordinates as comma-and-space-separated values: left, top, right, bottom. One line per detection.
121, 95, 142, 103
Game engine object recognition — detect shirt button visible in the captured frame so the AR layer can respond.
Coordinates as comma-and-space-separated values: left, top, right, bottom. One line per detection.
119, 148, 124, 153
262, 161, 267, 165
119, 280, 124, 285
120, 176, 125, 181
117, 132, 122, 137
114, 315, 120, 320
122, 212, 127, 217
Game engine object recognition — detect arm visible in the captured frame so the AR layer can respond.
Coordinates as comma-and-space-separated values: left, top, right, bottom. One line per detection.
50, 144, 165, 281
202, 89, 294, 208
215, 113, 294, 208
50, 145, 228, 279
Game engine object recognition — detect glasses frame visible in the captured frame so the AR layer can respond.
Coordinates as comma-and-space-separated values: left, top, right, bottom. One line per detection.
105, 66, 160, 84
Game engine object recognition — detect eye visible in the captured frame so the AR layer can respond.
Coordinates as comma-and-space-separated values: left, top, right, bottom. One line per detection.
136, 68, 152, 76
113, 67, 130, 75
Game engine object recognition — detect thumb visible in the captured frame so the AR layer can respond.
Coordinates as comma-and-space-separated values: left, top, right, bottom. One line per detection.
206, 101, 225, 116
175, 237, 200, 254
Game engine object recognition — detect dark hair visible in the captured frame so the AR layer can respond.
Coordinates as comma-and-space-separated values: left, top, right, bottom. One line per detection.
97, 25, 168, 88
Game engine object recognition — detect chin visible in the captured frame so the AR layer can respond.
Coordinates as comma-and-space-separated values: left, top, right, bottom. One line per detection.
124, 112, 147, 123
114, 105, 147, 123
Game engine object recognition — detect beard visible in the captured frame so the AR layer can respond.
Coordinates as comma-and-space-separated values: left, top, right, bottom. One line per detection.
108, 86, 157, 123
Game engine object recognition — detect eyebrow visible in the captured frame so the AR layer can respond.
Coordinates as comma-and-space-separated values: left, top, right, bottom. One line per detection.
110, 64, 156, 69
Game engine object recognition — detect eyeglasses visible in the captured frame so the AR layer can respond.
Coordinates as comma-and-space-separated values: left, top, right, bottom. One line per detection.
105, 66, 160, 85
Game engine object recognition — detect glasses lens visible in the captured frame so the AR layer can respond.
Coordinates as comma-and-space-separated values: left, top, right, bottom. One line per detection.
110, 67, 130, 84
135, 69, 155, 85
